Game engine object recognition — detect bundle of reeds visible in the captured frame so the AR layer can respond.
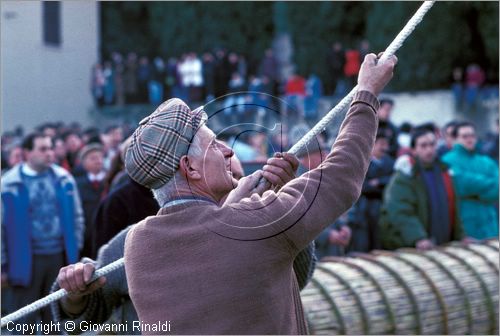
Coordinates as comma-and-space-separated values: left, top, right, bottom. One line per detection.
301, 240, 499, 335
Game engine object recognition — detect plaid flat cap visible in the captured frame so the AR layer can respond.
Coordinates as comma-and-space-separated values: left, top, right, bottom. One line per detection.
125, 98, 207, 189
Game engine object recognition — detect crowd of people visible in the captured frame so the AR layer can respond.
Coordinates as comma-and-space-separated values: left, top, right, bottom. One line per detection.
1, 49, 498, 332
90, 48, 282, 106
2, 99, 498, 325
90, 41, 375, 107
91, 47, 327, 126
314, 99, 499, 258
92, 41, 495, 132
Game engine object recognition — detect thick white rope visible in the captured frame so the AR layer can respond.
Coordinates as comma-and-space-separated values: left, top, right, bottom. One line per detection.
0, 1, 434, 328
289, 0, 435, 155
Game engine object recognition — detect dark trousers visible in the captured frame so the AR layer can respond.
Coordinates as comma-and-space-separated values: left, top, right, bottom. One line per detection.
9, 253, 65, 327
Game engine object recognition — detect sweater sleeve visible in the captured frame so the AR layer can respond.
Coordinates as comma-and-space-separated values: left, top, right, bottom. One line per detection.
220, 91, 379, 253
293, 241, 316, 290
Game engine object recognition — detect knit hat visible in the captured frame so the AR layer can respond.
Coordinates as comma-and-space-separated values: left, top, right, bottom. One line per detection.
78, 143, 104, 163
125, 98, 207, 189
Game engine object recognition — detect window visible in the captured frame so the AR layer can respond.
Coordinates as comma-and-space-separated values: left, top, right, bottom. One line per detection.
43, 1, 61, 46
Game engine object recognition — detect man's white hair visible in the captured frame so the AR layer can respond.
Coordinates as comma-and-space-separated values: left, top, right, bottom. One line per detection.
152, 132, 204, 207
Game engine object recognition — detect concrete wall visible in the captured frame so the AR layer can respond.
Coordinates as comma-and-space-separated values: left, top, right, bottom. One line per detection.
1, 1, 98, 132
383, 89, 498, 133
320, 89, 498, 136
386, 90, 456, 129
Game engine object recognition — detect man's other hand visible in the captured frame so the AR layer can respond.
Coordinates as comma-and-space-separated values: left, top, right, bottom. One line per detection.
416, 238, 434, 251
262, 152, 299, 187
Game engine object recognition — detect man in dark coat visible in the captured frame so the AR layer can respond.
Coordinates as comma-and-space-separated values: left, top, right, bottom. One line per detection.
378, 98, 399, 158
84, 176, 159, 259
348, 132, 394, 252
325, 41, 346, 96
75, 144, 106, 258
379, 127, 464, 250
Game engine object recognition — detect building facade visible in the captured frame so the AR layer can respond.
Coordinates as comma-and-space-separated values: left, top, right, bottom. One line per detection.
1, 1, 99, 132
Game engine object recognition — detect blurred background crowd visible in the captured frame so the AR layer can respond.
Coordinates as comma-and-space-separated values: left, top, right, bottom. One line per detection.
90, 43, 494, 121
1, 0, 498, 326
2, 101, 498, 256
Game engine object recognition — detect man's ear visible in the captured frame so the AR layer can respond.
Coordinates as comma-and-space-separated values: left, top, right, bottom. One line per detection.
178, 155, 202, 180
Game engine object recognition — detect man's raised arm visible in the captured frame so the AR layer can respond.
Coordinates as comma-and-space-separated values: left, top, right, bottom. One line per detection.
228, 53, 398, 252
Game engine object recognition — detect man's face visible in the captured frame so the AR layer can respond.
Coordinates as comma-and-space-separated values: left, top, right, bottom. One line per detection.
413, 132, 437, 165
229, 156, 244, 181
456, 126, 477, 152
109, 128, 124, 147
25, 137, 54, 172
378, 102, 393, 121
222, 141, 244, 181
190, 126, 237, 199
372, 137, 389, 159
8, 147, 23, 167
54, 139, 67, 158
43, 127, 57, 138
83, 150, 104, 174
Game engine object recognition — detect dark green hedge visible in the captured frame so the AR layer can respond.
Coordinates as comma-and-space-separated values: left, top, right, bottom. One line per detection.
101, 1, 498, 91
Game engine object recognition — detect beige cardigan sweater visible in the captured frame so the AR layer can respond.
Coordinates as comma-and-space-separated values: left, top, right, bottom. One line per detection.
125, 90, 379, 335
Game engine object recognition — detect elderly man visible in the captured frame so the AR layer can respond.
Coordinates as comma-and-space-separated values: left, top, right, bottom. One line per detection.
119, 53, 396, 334
52, 155, 317, 334
75, 144, 106, 258
121, 52, 395, 334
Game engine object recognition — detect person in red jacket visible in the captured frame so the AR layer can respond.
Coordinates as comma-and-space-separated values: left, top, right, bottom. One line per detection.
285, 72, 307, 123
344, 49, 361, 88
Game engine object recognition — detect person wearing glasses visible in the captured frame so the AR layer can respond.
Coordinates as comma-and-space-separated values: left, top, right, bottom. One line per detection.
442, 121, 499, 240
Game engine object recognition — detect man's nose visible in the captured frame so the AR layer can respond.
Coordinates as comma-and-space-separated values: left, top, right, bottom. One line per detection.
221, 144, 234, 157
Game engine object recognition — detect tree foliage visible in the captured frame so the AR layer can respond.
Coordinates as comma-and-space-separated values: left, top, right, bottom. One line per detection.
101, 1, 274, 68
100, 1, 498, 91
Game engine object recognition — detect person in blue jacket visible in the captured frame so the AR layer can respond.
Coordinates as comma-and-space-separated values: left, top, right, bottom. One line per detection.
1, 132, 84, 325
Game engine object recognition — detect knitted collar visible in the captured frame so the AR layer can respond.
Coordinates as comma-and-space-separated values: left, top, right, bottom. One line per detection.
161, 195, 217, 209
